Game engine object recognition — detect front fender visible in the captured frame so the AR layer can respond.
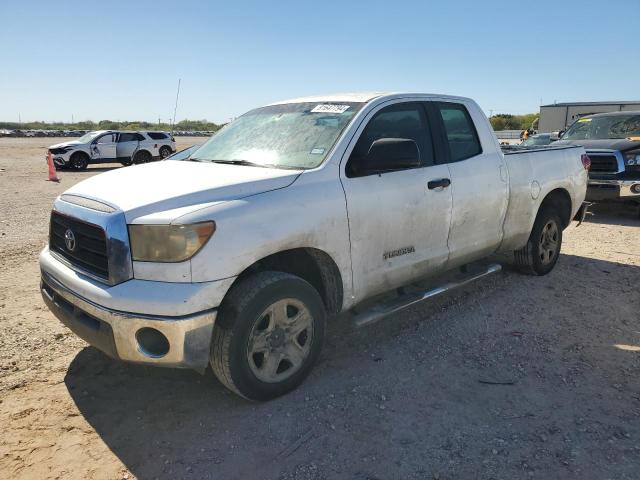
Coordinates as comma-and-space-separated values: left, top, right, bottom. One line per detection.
175, 175, 355, 306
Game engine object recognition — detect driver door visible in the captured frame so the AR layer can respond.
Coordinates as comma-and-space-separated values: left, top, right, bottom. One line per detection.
340, 102, 453, 301
91, 132, 117, 161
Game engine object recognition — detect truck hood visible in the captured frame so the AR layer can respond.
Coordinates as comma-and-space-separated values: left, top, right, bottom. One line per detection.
555, 138, 640, 152
64, 160, 301, 221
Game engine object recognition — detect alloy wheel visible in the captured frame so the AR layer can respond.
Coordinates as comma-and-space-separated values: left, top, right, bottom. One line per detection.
538, 220, 559, 265
246, 298, 313, 383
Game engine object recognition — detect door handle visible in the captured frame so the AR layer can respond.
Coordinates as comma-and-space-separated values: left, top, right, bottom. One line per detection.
428, 178, 451, 190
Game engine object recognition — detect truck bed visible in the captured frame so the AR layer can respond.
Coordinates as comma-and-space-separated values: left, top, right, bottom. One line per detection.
498, 144, 586, 251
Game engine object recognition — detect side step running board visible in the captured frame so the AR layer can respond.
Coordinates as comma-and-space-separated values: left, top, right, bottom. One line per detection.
352, 263, 502, 328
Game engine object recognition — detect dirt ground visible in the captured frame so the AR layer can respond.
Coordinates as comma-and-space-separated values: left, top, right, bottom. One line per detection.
1, 137, 639, 480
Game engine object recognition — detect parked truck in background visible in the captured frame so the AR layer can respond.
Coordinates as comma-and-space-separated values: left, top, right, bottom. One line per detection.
39, 92, 589, 400
555, 111, 640, 208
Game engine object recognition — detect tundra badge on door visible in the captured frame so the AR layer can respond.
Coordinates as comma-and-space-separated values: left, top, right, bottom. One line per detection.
383, 246, 415, 260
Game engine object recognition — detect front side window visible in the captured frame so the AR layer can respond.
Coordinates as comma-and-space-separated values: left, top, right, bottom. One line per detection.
96, 133, 115, 144
436, 103, 482, 162
191, 102, 364, 169
347, 103, 433, 176
562, 114, 640, 140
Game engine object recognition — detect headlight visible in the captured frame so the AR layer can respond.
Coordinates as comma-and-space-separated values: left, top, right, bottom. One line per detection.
129, 222, 215, 262
624, 151, 640, 165
50, 146, 72, 154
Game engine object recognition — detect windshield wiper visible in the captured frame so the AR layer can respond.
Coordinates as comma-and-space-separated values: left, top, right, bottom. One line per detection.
189, 158, 304, 170
190, 158, 267, 168
215, 159, 268, 167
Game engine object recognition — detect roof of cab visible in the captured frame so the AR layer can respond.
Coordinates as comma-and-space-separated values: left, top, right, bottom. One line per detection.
268, 92, 389, 105
583, 110, 640, 117
268, 91, 473, 106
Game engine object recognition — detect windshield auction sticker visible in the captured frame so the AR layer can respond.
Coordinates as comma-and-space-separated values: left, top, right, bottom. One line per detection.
311, 104, 350, 114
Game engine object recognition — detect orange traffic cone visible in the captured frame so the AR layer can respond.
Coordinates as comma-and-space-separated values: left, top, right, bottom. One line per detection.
47, 151, 59, 182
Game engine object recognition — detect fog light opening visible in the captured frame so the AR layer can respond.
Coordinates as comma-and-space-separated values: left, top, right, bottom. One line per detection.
136, 327, 170, 358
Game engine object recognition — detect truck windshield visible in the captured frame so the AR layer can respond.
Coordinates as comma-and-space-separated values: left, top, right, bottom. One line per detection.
562, 114, 640, 140
191, 102, 364, 169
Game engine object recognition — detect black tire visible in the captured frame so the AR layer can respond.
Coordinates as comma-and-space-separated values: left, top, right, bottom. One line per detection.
69, 152, 89, 170
514, 207, 563, 275
133, 150, 152, 164
120, 158, 133, 167
159, 146, 172, 159
210, 271, 326, 401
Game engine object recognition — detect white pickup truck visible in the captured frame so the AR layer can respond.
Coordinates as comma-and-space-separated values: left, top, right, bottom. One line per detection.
40, 92, 589, 400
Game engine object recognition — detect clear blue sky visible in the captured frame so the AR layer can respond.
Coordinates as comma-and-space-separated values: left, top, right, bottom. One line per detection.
1, 0, 638, 123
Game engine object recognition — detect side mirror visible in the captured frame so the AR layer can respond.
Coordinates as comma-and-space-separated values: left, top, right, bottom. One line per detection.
359, 138, 421, 174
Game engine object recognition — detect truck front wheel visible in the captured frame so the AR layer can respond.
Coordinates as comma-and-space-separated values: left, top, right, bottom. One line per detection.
210, 271, 326, 401
514, 208, 563, 275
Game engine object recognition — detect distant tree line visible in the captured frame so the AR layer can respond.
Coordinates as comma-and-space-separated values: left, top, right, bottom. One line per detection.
489, 113, 539, 131
2, 114, 538, 133
0, 119, 224, 132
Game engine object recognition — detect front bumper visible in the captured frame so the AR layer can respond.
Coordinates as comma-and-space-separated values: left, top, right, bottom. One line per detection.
587, 179, 640, 202
41, 270, 216, 372
47, 152, 72, 167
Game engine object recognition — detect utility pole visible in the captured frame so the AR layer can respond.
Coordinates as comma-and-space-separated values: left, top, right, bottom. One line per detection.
171, 78, 181, 135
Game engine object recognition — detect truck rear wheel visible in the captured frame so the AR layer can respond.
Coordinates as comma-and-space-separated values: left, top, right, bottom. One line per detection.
210, 271, 326, 401
514, 208, 563, 275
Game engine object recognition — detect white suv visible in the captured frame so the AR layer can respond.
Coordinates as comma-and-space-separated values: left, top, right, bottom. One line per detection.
47, 130, 176, 170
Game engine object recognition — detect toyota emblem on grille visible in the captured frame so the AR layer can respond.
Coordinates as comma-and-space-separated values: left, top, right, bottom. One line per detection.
64, 229, 77, 252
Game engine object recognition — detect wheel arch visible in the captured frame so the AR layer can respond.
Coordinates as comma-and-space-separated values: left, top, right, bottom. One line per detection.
70, 150, 89, 160
537, 188, 572, 229
133, 149, 153, 162
227, 247, 344, 316
135, 148, 153, 156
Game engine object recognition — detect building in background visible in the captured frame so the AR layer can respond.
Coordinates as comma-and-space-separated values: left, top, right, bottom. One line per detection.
539, 101, 640, 133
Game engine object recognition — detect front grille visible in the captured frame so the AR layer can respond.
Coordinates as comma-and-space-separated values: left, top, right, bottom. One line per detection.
588, 154, 618, 173
50, 211, 109, 280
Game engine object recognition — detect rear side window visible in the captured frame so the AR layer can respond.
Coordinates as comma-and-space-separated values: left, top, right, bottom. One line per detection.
348, 103, 433, 175
118, 133, 139, 142
436, 103, 481, 162
148, 132, 168, 140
